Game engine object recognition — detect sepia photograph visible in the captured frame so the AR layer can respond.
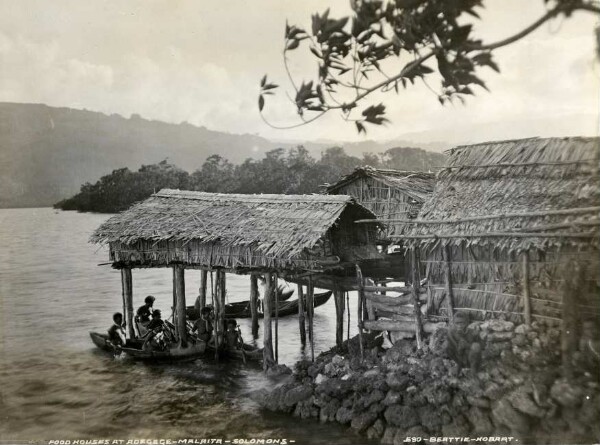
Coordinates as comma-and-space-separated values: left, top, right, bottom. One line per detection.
0, 1, 599, 444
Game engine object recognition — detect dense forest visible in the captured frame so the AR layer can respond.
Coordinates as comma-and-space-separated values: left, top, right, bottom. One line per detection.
54, 145, 446, 213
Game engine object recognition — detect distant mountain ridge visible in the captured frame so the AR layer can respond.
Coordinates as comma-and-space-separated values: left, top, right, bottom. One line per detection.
0, 102, 448, 208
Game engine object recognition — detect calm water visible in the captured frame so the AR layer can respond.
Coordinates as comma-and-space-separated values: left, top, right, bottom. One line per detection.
0, 208, 371, 445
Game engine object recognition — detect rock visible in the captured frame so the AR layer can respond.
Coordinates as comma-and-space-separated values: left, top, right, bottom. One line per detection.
491, 398, 530, 433
404, 425, 429, 441
383, 390, 402, 406
466, 395, 490, 409
331, 354, 344, 366
484, 382, 503, 399
386, 372, 410, 391
335, 406, 353, 424
418, 406, 445, 431
442, 414, 471, 436
381, 427, 401, 445
366, 418, 385, 439
363, 368, 380, 378
507, 386, 546, 418
512, 334, 528, 347
468, 406, 493, 435
514, 324, 530, 335
265, 364, 293, 377
429, 327, 449, 356
365, 389, 385, 406
404, 389, 427, 407
315, 373, 328, 385
482, 320, 515, 332
282, 384, 313, 408
422, 384, 452, 405
293, 396, 318, 419
487, 331, 514, 343
318, 398, 340, 423
315, 377, 353, 398
384, 404, 419, 429
351, 411, 378, 432
550, 379, 584, 407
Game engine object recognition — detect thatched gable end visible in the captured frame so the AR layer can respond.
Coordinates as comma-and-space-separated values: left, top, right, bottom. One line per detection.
91, 189, 380, 271
401, 137, 600, 251
326, 166, 436, 239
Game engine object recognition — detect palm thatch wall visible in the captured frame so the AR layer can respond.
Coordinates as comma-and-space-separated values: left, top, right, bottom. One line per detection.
326, 167, 435, 239
400, 137, 600, 324
91, 189, 381, 272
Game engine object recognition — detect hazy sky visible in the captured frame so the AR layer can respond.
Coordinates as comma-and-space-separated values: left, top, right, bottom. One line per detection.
0, 0, 598, 143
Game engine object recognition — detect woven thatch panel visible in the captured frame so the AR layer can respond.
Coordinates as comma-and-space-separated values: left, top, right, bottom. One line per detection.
402, 137, 600, 251
92, 189, 380, 271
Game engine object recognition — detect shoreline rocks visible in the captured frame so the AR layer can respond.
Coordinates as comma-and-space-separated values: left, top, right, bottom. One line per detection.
254, 320, 600, 444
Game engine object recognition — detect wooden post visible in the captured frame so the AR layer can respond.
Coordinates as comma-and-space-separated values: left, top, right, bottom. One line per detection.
250, 274, 260, 338
356, 265, 365, 361
121, 268, 134, 339
364, 278, 376, 321
262, 273, 275, 369
308, 276, 315, 362
172, 267, 177, 320
297, 284, 306, 346
174, 265, 187, 346
346, 292, 350, 343
561, 264, 582, 377
213, 271, 221, 359
334, 289, 345, 349
521, 251, 532, 326
274, 273, 279, 364
196, 269, 208, 313
442, 244, 455, 324
410, 248, 424, 349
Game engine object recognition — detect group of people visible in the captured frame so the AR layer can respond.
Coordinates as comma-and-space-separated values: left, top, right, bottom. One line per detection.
106, 294, 243, 351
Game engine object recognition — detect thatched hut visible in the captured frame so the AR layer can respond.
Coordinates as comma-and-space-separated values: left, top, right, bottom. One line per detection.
325, 166, 436, 240
395, 137, 599, 368
91, 189, 382, 364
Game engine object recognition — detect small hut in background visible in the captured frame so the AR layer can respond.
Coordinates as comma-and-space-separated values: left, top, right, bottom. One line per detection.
396, 137, 599, 370
91, 189, 382, 365
325, 166, 436, 241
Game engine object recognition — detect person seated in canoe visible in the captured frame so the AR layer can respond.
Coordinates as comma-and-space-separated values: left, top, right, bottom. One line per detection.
192, 307, 214, 344
224, 319, 243, 350
107, 312, 126, 348
135, 295, 156, 336
142, 309, 170, 351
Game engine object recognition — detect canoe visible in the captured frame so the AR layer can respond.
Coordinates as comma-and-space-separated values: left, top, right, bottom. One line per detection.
89, 332, 143, 353
207, 342, 264, 362
186, 287, 294, 320
90, 331, 206, 361
120, 341, 206, 361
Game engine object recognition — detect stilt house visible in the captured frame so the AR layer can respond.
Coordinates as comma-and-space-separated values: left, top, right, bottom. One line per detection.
325, 167, 436, 241
91, 189, 382, 364
396, 137, 600, 338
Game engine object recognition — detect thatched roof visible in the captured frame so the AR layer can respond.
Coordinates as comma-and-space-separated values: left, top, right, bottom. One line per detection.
400, 137, 600, 251
91, 189, 378, 270
325, 166, 435, 202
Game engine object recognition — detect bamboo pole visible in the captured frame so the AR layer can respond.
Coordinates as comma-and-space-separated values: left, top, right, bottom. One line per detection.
250, 274, 259, 338
443, 245, 455, 324
262, 273, 275, 369
213, 271, 221, 360
410, 248, 424, 349
355, 206, 600, 224
121, 268, 134, 339
356, 265, 365, 361
333, 289, 345, 349
390, 231, 598, 240
297, 284, 306, 346
174, 265, 187, 346
308, 276, 315, 362
120, 269, 127, 331
274, 273, 279, 364
196, 269, 208, 313
521, 251, 532, 326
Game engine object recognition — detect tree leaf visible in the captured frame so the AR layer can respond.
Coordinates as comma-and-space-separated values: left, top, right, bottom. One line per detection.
287, 39, 300, 51
258, 95, 265, 111
260, 75, 267, 87
355, 121, 366, 134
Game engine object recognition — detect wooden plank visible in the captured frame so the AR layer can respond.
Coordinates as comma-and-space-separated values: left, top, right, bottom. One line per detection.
250, 274, 259, 338
522, 252, 532, 326
262, 273, 275, 369
363, 285, 411, 293
297, 284, 306, 345
363, 319, 445, 333
410, 248, 424, 349
365, 293, 413, 306
443, 245, 455, 324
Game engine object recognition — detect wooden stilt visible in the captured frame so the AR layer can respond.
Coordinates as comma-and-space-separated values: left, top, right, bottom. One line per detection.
442, 244, 456, 324
174, 265, 187, 346
120, 269, 127, 330
346, 292, 350, 343
521, 252, 532, 326
196, 269, 208, 313
355, 265, 365, 361
297, 284, 306, 346
561, 264, 582, 377
308, 276, 315, 362
121, 268, 134, 339
410, 248, 424, 349
262, 273, 275, 369
274, 273, 279, 364
250, 274, 259, 338
213, 271, 221, 359
334, 289, 345, 349
172, 267, 177, 320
